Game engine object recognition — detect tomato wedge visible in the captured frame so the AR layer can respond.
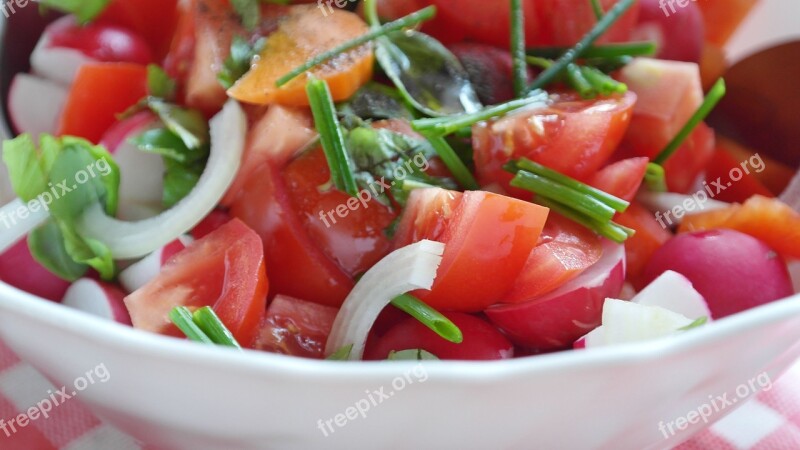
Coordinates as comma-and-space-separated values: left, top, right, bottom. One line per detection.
124, 219, 269, 347
473, 91, 636, 196
589, 157, 649, 202
253, 295, 338, 359
501, 213, 603, 304
616, 201, 673, 287
57, 63, 148, 143
394, 188, 549, 312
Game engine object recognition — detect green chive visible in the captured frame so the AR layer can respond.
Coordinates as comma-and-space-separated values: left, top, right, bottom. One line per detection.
511, 171, 617, 222
589, 0, 604, 20
529, 0, 637, 91
527, 41, 657, 59
525, 56, 553, 69
510, 0, 528, 97
192, 306, 242, 349
422, 133, 479, 190
580, 66, 627, 95
412, 91, 548, 136
654, 78, 726, 165
306, 78, 359, 197
536, 197, 634, 243
169, 307, 213, 344
391, 294, 463, 344
566, 63, 594, 98
276, 6, 437, 87
644, 162, 667, 192
509, 158, 629, 212
327, 344, 354, 360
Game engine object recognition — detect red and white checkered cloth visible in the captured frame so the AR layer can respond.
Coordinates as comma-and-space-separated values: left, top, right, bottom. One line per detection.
1, 339, 800, 450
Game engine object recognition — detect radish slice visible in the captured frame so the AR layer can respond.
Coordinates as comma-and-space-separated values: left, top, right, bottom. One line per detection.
100, 112, 165, 220
0, 198, 49, 252
8, 74, 68, 136
119, 236, 193, 293
637, 192, 729, 223
61, 278, 132, 325
325, 240, 445, 360
632, 270, 711, 320
77, 100, 246, 259
30, 16, 95, 86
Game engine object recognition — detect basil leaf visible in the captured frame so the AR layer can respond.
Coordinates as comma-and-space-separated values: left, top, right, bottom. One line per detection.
28, 221, 87, 281
49, 140, 120, 218
163, 158, 204, 208
38, 0, 112, 24
59, 222, 115, 280
218, 36, 265, 90
338, 82, 416, 122
131, 129, 194, 163
147, 65, 177, 101
387, 349, 439, 360
375, 30, 483, 117
230, 0, 260, 30
147, 99, 209, 150
2, 134, 48, 202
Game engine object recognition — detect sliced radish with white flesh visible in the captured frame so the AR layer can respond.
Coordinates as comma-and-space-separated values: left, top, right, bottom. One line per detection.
118, 236, 193, 293
77, 100, 246, 259
100, 112, 165, 220
637, 192, 729, 224
30, 16, 96, 86
8, 74, 68, 136
580, 299, 695, 348
325, 240, 445, 361
62, 278, 132, 325
632, 270, 711, 320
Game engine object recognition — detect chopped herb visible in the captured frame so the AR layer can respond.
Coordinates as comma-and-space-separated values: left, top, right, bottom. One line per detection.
218, 36, 266, 90
38, 0, 112, 24
510, 0, 528, 97
511, 171, 617, 222
388, 349, 439, 360
147, 65, 176, 101
589, 0, 604, 20
527, 42, 657, 59
391, 294, 463, 344
421, 133, 478, 190
327, 344, 354, 360
644, 162, 667, 192
306, 78, 359, 197
654, 78, 726, 165
192, 307, 242, 349
170, 307, 214, 344
230, 0, 261, 30
536, 197, 634, 243
678, 316, 708, 331
338, 82, 416, 122
146, 99, 209, 151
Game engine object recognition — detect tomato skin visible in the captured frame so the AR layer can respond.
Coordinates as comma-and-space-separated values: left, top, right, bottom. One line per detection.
48, 20, 153, 64
231, 163, 354, 307
589, 157, 649, 202
98, 0, 180, 59
162, 0, 197, 92
191, 210, 232, 240
395, 189, 549, 312
58, 63, 148, 143
364, 312, 514, 360
283, 147, 398, 276
473, 92, 636, 196
501, 213, 603, 304
123, 219, 269, 347
254, 295, 338, 359
703, 150, 772, 203
616, 202, 673, 287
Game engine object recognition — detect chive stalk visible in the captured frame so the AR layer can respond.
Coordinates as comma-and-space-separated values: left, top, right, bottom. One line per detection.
306, 78, 359, 197
276, 6, 437, 87
422, 133, 479, 190
529, 0, 637, 90
644, 162, 667, 192
391, 294, 463, 344
192, 307, 242, 349
169, 307, 213, 344
590, 0, 604, 20
510, 172, 617, 222
510, 0, 528, 97
527, 42, 656, 60
654, 78, 726, 165
536, 197, 634, 243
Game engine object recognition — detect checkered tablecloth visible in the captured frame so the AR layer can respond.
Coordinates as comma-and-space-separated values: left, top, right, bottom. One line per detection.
1, 339, 799, 450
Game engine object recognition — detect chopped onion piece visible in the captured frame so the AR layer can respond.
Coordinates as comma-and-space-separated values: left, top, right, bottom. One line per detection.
325, 240, 446, 360
632, 270, 711, 320
637, 192, 728, 224
0, 198, 49, 253
77, 100, 246, 259
579, 299, 695, 348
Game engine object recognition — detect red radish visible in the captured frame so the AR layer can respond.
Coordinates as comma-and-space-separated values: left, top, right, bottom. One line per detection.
100, 112, 165, 220
8, 74, 68, 136
643, 229, 794, 318
788, 260, 800, 294
30, 16, 97, 86
631, 0, 704, 63
486, 241, 625, 351
364, 313, 514, 361
61, 279, 132, 325
0, 240, 71, 302
118, 236, 193, 293
633, 270, 711, 320
254, 295, 339, 359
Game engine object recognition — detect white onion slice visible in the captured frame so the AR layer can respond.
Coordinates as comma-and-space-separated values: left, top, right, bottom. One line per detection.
325, 240, 445, 360
77, 100, 246, 259
579, 299, 695, 348
632, 270, 711, 321
637, 191, 729, 224
0, 198, 49, 253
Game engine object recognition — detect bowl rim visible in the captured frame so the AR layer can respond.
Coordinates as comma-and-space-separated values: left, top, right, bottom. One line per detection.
2, 279, 799, 381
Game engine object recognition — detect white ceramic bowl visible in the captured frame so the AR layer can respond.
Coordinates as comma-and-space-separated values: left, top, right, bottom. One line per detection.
1, 1, 799, 449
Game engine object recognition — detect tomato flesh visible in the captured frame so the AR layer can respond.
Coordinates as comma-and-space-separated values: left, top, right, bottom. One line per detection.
254, 295, 338, 359
124, 219, 269, 347
589, 157, 649, 202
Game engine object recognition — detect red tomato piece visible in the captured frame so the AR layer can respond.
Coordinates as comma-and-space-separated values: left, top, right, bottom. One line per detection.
364, 312, 514, 360
703, 149, 772, 203
191, 209, 232, 240
501, 213, 603, 303
615, 202, 673, 287
48, 20, 153, 64
589, 157, 649, 202
162, 0, 197, 93
98, 0, 180, 59
57, 63, 148, 143
124, 219, 269, 347
253, 295, 338, 359
394, 188, 549, 312
283, 146, 398, 277
473, 91, 636, 196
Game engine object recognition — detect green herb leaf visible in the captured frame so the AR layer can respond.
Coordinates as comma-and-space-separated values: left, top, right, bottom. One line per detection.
192, 307, 242, 349
146, 98, 209, 151
391, 294, 463, 344
2, 134, 48, 202
27, 221, 88, 281
218, 36, 265, 90
230, 0, 260, 30
326, 344, 354, 360
375, 30, 483, 117
170, 307, 214, 344
38, 0, 112, 24
147, 65, 177, 101
678, 316, 708, 331
421, 132, 478, 190
387, 349, 439, 360
338, 82, 416, 122
589, 0, 604, 20
527, 42, 657, 60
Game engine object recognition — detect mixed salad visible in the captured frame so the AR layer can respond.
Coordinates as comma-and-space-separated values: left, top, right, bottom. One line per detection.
0, 0, 798, 361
